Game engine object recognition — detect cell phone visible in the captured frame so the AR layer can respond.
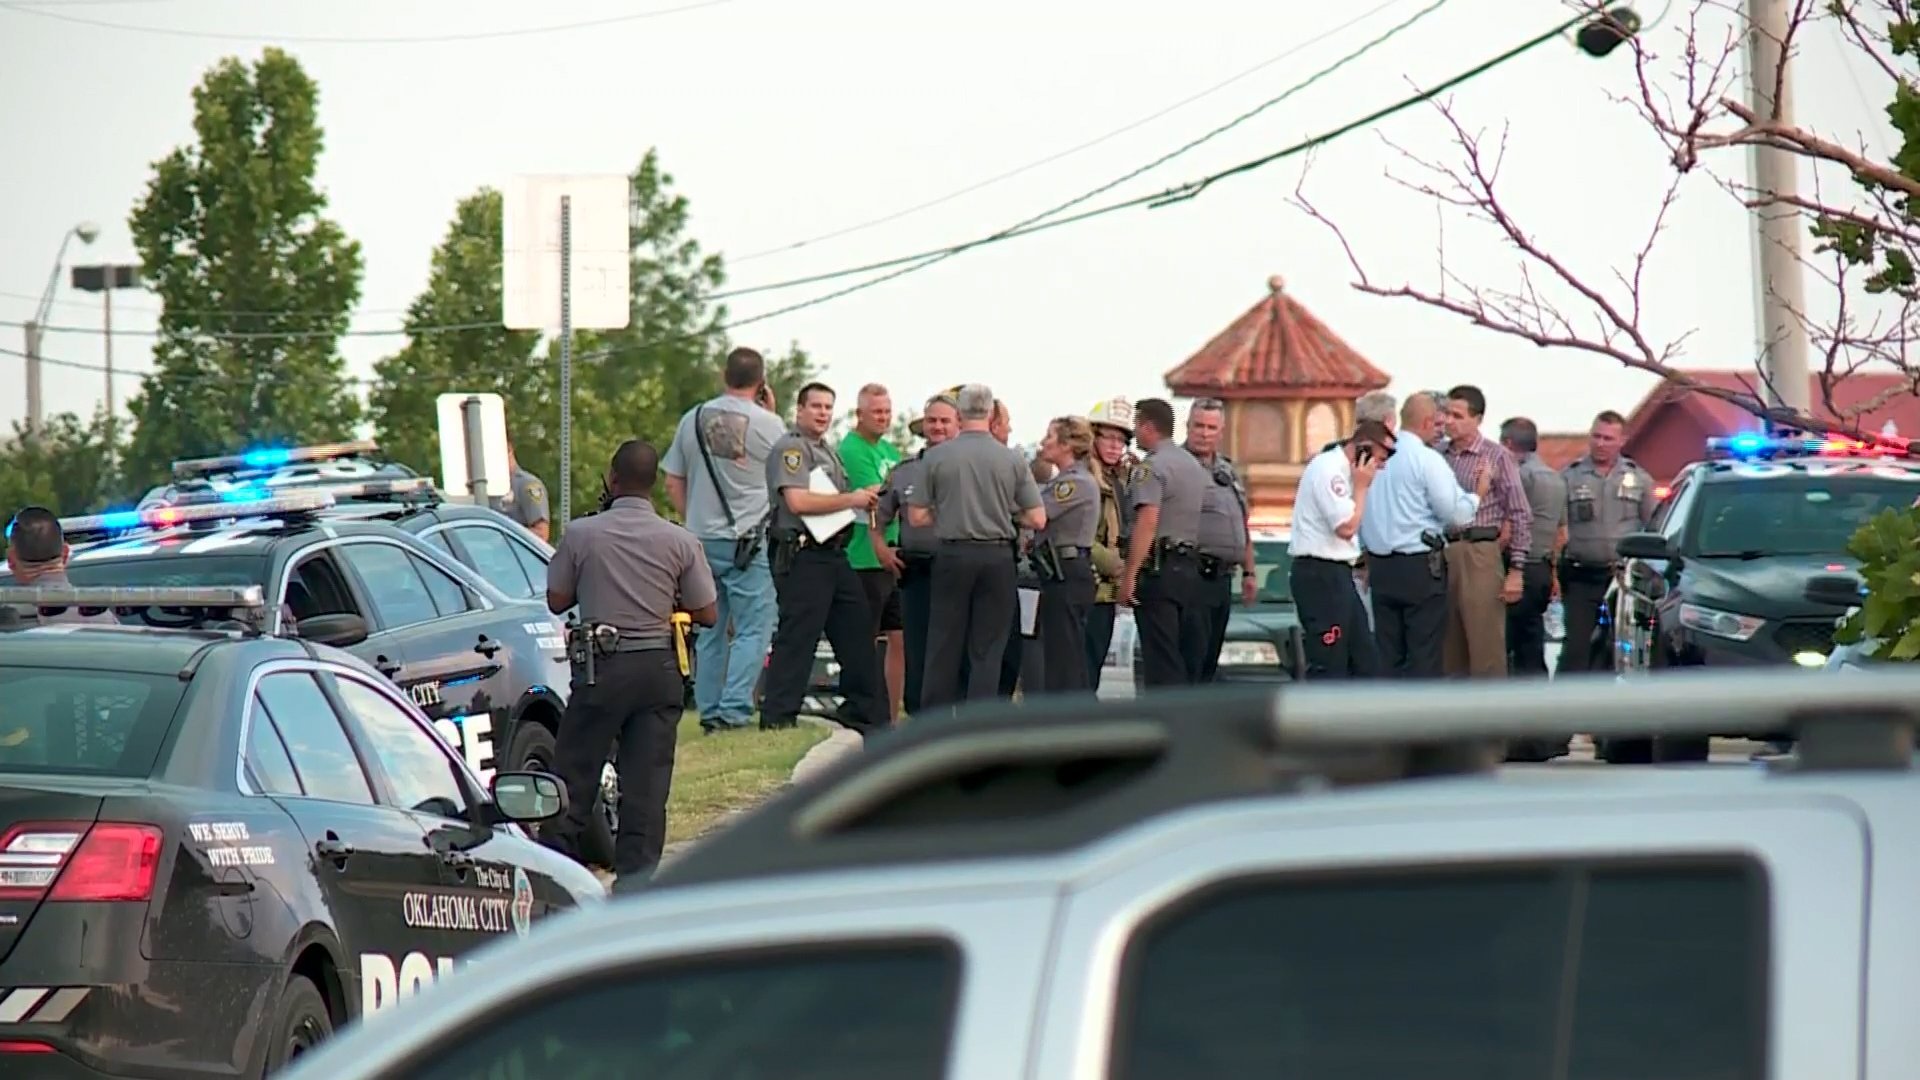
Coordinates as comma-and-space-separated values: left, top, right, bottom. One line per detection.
1357, 445, 1375, 466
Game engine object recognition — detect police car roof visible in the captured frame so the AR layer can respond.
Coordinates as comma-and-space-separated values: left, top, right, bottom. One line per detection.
0, 625, 300, 675
652, 668, 1920, 891
1691, 452, 1920, 481
64, 515, 417, 558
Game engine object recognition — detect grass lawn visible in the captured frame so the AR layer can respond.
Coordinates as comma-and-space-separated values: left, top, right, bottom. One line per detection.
664, 712, 827, 844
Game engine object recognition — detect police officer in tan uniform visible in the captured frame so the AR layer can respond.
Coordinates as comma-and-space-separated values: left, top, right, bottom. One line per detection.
1029, 416, 1101, 694
1557, 409, 1657, 674
760, 382, 887, 735
545, 440, 717, 891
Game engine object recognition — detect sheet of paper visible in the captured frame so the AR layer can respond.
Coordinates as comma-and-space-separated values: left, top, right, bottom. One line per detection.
801, 467, 858, 544
1018, 587, 1041, 637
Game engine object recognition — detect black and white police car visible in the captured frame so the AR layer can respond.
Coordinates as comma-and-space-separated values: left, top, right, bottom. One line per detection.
0, 585, 602, 1078
0, 492, 626, 865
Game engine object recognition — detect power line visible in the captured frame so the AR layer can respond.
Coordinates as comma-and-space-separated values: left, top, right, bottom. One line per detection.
0, 0, 740, 43
731, 0, 1430, 264
2, 316, 501, 341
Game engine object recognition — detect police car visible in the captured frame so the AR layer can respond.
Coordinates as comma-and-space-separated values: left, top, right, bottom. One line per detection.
138, 441, 422, 510
1607, 433, 1920, 676
0, 493, 620, 864
278, 667, 1920, 1079
0, 585, 602, 1078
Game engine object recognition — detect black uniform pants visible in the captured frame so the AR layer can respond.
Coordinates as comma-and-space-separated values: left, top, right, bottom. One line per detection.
549, 648, 681, 879
763, 544, 884, 733
1366, 550, 1447, 678
1557, 567, 1612, 675
1136, 552, 1199, 688
923, 540, 1017, 708
1181, 565, 1233, 683
1084, 603, 1116, 692
1036, 560, 1096, 695
898, 554, 935, 714
1291, 556, 1380, 679
1506, 560, 1555, 676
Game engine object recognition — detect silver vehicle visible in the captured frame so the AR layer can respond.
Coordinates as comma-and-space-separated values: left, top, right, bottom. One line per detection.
279, 669, 1920, 1080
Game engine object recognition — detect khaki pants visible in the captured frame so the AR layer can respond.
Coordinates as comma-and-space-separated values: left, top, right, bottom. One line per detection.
1443, 540, 1507, 678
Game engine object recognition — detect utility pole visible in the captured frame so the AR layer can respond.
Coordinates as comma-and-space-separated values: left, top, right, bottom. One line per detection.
23, 321, 43, 437
71, 263, 140, 432
1747, 0, 1811, 422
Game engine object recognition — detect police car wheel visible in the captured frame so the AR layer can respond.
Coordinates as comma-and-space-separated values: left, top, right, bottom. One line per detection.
264, 975, 332, 1074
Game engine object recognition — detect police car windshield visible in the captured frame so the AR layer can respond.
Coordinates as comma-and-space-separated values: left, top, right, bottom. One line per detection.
1252, 540, 1293, 604
1695, 475, 1918, 557
60, 555, 270, 590
0, 667, 185, 777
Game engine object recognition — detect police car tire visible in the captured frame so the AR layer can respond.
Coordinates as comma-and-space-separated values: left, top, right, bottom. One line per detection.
264, 975, 331, 1075
507, 721, 616, 868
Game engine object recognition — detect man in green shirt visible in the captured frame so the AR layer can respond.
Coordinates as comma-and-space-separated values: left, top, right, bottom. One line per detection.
841, 383, 905, 721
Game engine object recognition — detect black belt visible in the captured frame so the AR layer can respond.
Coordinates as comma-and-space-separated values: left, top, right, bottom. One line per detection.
940, 537, 1015, 545
1445, 525, 1500, 542
1296, 555, 1357, 568
1366, 550, 1428, 559
799, 532, 851, 551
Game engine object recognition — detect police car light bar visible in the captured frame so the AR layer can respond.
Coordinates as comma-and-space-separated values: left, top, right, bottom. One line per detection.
169, 476, 437, 508
1705, 431, 1913, 460
59, 491, 336, 538
0, 584, 267, 610
171, 440, 381, 480
291, 476, 438, 502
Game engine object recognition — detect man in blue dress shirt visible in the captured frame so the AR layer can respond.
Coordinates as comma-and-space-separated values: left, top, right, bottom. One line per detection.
1356, 392, 1484, 678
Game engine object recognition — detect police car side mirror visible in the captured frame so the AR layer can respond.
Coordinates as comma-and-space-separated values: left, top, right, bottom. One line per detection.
1614, 532, 1672, 561
490, 771, 567, 824
1804, 574, 1866, 609
296, 612, 368, 648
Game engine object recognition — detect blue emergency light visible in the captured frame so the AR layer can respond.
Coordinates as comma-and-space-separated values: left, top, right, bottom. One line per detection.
171, 440, 380, 480
58, 491, 336, 539
1705, 432, 1883, 460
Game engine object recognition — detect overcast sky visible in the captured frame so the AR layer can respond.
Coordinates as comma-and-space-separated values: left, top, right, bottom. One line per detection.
0, 0, 1899, 449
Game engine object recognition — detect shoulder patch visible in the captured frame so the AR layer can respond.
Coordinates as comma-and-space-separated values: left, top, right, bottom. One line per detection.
781, 447, 803, 474
1053, 479, 1077, 502
1330, 475, 1350, 499
1130, 462, 1150, 485
522, 482, 544, 503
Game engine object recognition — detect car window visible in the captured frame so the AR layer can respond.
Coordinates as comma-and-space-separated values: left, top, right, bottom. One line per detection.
451, 525, 535, 599
411, 553, 473, 616
0, 667, 184, 777
338, 543, 441, 629
330, 675, 470, 820
420, 530, 455, 555
286, 552, 361, 623
1694, 475, 1919, 557
1112, 860, 1764, 1080
509, 537, 550, 595
243, 700, 304, 796
1251, 540, 1292, 603
1648, 474, 1689, 534
401, 942, 960, 1080
254, 672, 374, 805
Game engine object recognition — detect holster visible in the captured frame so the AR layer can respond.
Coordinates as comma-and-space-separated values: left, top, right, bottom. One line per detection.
1029, 540, 1066, 583
731, 525, 765, 572
1421, 530, 1446, 580
768, 529, 800, 576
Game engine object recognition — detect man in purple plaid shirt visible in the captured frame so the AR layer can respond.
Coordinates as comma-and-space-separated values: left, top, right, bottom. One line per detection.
1440, 386, 1532, 678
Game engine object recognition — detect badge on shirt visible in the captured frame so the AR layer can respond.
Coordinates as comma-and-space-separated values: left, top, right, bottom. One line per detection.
1053, 479, 1077, 502
781, 448, 803, 474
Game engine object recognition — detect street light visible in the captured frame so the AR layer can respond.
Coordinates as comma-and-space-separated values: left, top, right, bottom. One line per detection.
70, 262, 143, 423
22, 221, 100, 436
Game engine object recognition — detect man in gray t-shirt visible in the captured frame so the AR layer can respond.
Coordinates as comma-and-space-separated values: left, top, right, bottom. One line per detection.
660, 347, 789, 732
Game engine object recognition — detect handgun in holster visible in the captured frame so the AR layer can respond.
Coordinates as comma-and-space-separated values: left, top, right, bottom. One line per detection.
565, 620, 620, 687
1144, 543, 1164, 577
1421, 530, 1446, 580
768, 528, 800, 577
1028, 539, 1066, 583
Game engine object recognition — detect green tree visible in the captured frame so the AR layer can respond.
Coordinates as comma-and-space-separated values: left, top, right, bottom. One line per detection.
123, 48, 364, 488
0, 412, 124, 553
369, 152, 826, 525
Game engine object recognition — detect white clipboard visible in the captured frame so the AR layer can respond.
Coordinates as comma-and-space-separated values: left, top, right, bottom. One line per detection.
1017, 587, 1041, 637
801, 467, 857, 544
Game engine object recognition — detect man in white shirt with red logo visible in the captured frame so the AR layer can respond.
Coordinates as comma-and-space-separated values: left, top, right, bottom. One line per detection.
1288, 412, 1391, 679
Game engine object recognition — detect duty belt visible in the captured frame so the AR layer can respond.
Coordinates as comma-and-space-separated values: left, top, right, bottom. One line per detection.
609, 634, 673, 653
799, 531, 851, 551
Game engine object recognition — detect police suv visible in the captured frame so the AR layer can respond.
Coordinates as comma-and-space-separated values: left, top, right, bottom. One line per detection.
276, 668, 1920, 1080
0, 586, 602, 1079
0, 492, 607, 860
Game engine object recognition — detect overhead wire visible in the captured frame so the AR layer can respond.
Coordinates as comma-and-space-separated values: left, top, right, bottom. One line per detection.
7, 8, 1594, 376
732, 0, 1428, 263
0, 0, 739, 43
6, 0, 1456, 344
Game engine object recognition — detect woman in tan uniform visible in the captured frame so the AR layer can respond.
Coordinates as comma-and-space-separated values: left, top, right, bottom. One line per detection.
1083, 397, 1137, 691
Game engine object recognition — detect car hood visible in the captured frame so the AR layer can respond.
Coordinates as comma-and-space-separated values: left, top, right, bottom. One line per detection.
1226, 604, 1299, 637
1684, 553, 1860, 620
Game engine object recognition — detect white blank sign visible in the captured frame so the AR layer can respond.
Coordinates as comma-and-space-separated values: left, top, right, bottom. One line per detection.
502, 174, 632, 331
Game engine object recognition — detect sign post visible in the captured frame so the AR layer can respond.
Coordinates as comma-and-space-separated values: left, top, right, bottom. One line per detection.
502, 174, 632, 524
436, 392, 509, 504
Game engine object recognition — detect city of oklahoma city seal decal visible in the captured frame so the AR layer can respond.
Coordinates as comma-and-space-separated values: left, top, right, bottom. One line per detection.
511, 867, 534, 937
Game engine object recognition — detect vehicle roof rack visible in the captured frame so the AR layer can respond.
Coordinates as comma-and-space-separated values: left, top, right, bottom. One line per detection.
60, 491, 336, 543
170, 440, 381, 480
0, 584, 270, 636
651, 668, 1920, 891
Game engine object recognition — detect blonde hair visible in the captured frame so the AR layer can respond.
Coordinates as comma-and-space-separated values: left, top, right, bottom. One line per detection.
1048, 415, 1095, 460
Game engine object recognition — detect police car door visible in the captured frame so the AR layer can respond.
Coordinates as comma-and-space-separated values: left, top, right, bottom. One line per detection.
246, 664, 447, 1015
332, 539, 510, 786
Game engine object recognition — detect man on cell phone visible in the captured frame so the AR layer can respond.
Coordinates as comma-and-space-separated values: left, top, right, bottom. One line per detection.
661, 347, 788, 734
1287, 397, 1396, 680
